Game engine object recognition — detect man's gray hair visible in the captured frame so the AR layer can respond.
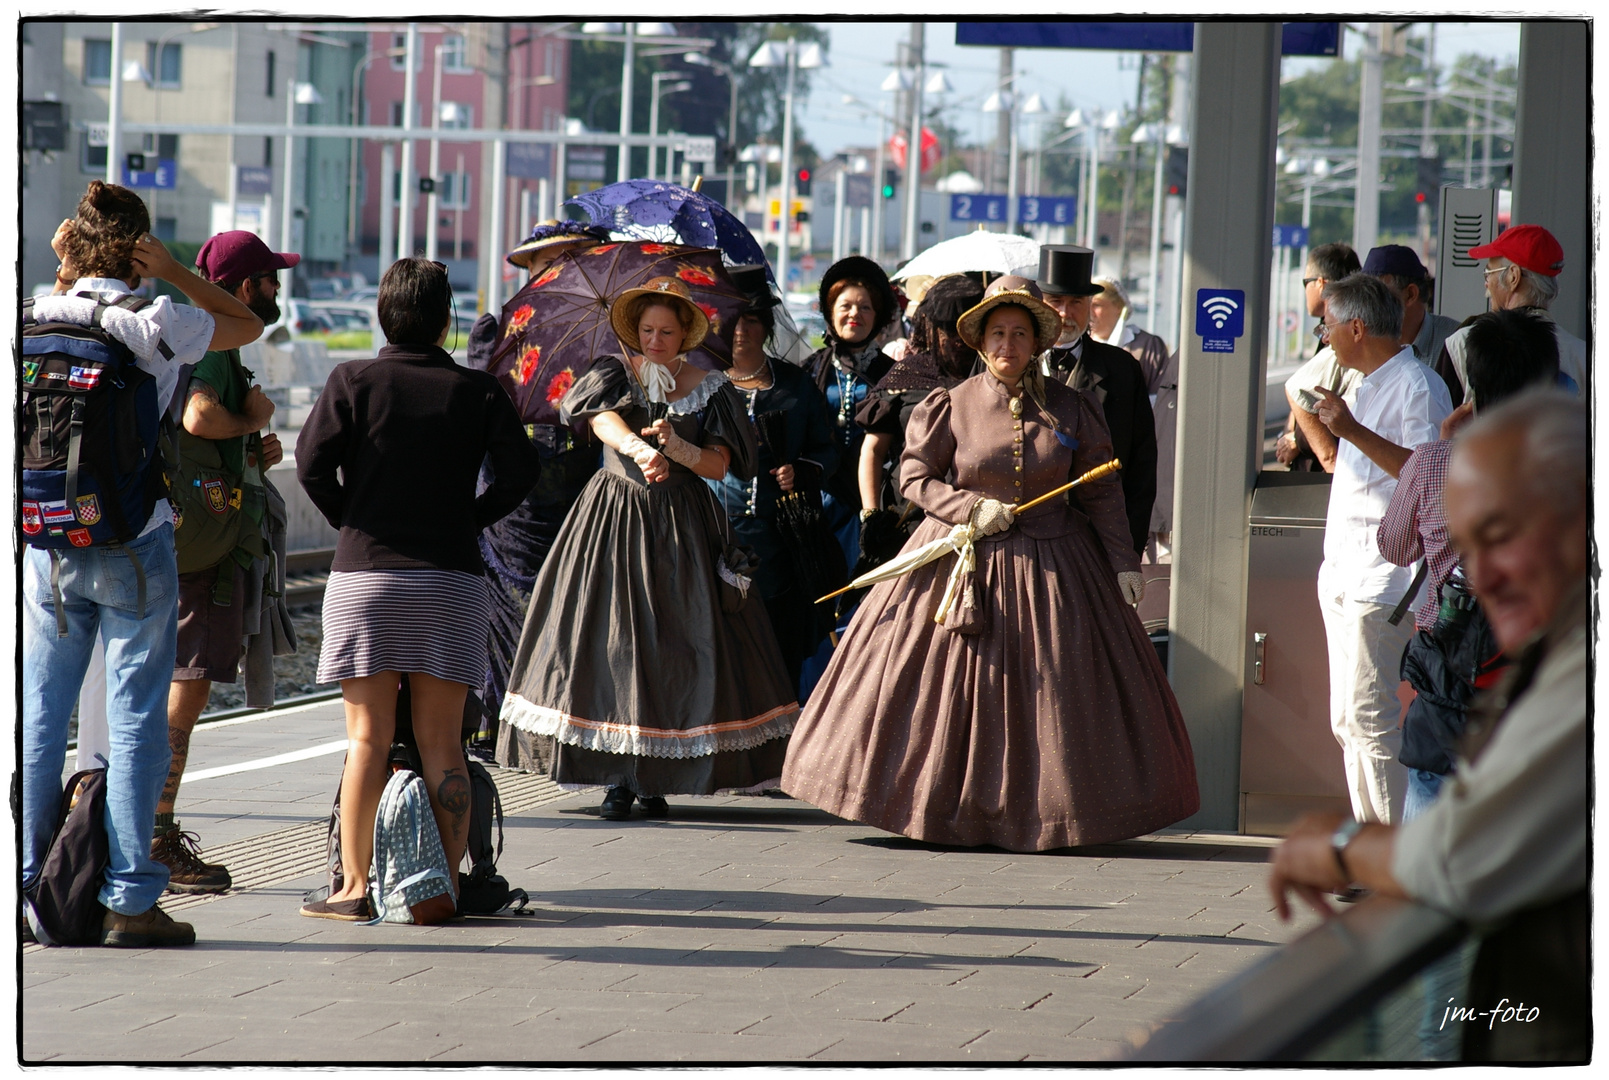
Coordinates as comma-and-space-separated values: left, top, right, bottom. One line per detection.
1457, 389, 1587, 519
1322, 273, 1404, 340
1514, 266, 1560, 308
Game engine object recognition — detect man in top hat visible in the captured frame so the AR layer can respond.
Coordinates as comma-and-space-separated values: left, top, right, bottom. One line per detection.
1436, 224, 1586, 407
152, 230, 295, 894
464, 219, 611, 766
1036, 245, 1157, 555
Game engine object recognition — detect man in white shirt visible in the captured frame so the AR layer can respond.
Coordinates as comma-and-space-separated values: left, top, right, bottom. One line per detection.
22, 182, 261, 948
1311, 273, 1451, 827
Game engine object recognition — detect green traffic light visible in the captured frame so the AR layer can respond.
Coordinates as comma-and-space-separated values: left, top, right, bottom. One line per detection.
881, 185, 895, 199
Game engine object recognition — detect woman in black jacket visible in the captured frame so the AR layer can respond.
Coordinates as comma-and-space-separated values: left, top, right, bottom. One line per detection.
801, 256, 899, 567
296, 258, 540, 920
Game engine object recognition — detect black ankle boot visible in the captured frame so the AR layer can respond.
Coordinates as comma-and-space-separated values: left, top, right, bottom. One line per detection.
599, 787, 635, 820
637, 795, 668, 818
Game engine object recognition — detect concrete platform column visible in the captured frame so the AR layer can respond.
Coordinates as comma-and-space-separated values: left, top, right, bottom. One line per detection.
1511, 21, 1589, 342
1167, 23, 1282, 830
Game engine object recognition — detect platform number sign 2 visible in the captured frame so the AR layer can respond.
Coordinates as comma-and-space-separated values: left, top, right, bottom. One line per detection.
1194, 289, 1246, 353
950, 194, 1007, 222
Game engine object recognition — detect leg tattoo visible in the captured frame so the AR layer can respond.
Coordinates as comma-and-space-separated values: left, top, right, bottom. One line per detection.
161, 726, 191, 812
437, 768, 471, 834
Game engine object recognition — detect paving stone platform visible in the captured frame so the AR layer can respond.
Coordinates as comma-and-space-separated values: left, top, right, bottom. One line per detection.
22, 700, 1320, 1064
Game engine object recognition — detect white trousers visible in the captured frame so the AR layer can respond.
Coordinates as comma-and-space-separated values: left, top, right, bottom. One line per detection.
1317, 569, 1413, 825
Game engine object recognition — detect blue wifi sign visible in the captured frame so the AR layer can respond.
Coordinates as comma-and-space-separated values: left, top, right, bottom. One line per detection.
1195, 288, 1246, 353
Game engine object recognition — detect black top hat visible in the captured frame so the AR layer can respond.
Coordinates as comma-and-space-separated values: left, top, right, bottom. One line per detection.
1037, 245, 1102, 297
818, 255, 897, 338
728, 264, 782, 311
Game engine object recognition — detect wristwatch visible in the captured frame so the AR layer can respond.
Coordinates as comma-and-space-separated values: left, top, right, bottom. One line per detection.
1330, 818, 1363, 880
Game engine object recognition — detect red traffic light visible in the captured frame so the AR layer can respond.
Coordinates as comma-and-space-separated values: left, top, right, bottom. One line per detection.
797, 168, 810, 182
1415, 192, 1427, 203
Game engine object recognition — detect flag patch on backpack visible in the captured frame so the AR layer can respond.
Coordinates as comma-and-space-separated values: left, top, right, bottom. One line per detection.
203, 478, 228, 515
75, 494, 101, 525
41, 501, 74, 525
22, 503, 42, 535
67, 365, 102, 391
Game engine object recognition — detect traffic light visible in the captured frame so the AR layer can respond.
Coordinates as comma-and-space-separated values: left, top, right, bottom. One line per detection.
882, 167, 898, 200
125, 151, 146, 172
795, 167, 812, 196
1415, 156, 1441, 204
418, 176, 436, 195
1164, 146, 1188, 198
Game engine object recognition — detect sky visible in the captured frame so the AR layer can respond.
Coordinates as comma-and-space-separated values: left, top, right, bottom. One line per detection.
803, 21, 1524, 167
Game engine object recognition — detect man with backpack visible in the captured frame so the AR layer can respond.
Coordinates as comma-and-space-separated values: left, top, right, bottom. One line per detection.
154, 231, 296, 894
22, 182, 262, 948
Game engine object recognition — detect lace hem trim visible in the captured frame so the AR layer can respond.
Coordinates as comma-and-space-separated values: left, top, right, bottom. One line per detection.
500, 694, 798, 760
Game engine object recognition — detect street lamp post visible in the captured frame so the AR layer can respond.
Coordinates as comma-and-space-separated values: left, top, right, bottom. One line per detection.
281, 80, 322, 298
618, 23, 636, 182
106, 23, 126, 185
426, 41, 447, 262
348, 46, 408, 251
682, 51, 738, 206
749, 38, 824, 292
901, 23, 924, 263
398, 23, 420, 262
649, 73, 692, 180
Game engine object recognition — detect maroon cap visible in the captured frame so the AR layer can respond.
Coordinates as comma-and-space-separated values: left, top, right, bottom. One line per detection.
195, 230, 301, 284
1468, 224, 1564, 277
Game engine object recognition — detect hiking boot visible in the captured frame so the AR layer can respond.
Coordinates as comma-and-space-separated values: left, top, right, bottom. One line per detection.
100, 904, 196, 948
152, 826, 232, 894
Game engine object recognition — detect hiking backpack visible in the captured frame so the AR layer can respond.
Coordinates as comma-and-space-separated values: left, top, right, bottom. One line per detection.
22, 768, 111, 947
20, 295, 172, 550
368, 768, 457, 924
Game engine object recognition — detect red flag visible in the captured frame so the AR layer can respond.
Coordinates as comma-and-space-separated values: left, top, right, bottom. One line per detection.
888, 127, 942, 173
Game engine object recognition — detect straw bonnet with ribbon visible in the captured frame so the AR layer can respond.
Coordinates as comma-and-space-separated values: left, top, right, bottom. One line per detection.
956, 275, 1063, 354
610, 275, 711, 356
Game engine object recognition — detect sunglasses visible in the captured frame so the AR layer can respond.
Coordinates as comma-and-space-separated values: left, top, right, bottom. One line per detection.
248, 271, 279, 285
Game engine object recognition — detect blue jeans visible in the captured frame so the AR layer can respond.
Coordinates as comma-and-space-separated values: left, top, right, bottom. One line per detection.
22, 524, 178, 915
1402, 768, 1446, 824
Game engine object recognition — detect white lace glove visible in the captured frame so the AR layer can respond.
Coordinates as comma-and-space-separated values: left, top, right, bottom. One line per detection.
618, 434, 666, 473
1118, 571, 1145, 606
656, 427, 704, 468
970, 497, 1016, 537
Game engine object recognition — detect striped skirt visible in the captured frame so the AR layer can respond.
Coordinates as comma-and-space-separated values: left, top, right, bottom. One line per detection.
317, 569, 491, 686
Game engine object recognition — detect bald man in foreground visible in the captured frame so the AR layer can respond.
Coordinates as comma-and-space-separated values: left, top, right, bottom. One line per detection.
1266, 391, 1587, 1062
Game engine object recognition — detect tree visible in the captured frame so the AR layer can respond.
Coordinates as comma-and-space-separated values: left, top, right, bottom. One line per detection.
565, 22, 830, 184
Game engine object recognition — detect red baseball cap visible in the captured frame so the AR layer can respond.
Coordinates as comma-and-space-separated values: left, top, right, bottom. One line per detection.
1468, 224, 1564, 276
195, 230, 300, 284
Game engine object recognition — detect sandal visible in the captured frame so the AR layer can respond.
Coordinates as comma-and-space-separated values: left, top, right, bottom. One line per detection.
300, 895, 374, 921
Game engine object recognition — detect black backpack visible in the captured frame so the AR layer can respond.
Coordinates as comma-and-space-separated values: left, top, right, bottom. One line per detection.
23, 768, 111, 947
20, 294, 172, 550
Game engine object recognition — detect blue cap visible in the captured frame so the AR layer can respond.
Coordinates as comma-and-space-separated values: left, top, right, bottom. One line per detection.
1362, 244, 1428, 281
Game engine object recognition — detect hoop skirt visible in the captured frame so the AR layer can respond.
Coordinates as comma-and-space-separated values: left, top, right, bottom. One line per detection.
499, 358, 798, 795
781, 374, 1198, 851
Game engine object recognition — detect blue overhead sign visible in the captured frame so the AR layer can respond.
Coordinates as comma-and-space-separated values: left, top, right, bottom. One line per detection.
1273, 224, 1310, 248
123, 158, 177, 189
950, 193, 1079, 225
950, 193, 1009, 223
956, 22, 1341, 57
1018, 195, 1077, 225
1195, 288, 1246, 353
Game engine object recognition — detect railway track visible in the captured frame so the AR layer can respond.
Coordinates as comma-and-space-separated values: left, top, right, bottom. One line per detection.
283, 547, 334, 607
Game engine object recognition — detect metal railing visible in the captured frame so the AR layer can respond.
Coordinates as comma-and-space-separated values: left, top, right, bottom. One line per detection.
1127, 895, 1471, 1061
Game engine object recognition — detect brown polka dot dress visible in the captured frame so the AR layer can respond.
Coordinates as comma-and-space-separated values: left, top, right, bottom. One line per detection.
781, 373, 1199, 852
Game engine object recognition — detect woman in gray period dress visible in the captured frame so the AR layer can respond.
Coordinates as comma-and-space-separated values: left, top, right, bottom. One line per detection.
783, 277, 1198, 852
499, 276, 798, 820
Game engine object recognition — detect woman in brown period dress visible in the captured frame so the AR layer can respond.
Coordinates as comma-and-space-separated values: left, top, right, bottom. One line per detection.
499, 277, 798, 821
782, 277, 1198, 852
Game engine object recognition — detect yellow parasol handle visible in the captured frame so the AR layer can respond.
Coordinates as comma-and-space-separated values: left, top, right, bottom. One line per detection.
1011, 458, 1122, 515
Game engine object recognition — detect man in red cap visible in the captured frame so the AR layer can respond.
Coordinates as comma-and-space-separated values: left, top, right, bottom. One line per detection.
1436, 224, 1585, 407
154, 230, 297, 893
